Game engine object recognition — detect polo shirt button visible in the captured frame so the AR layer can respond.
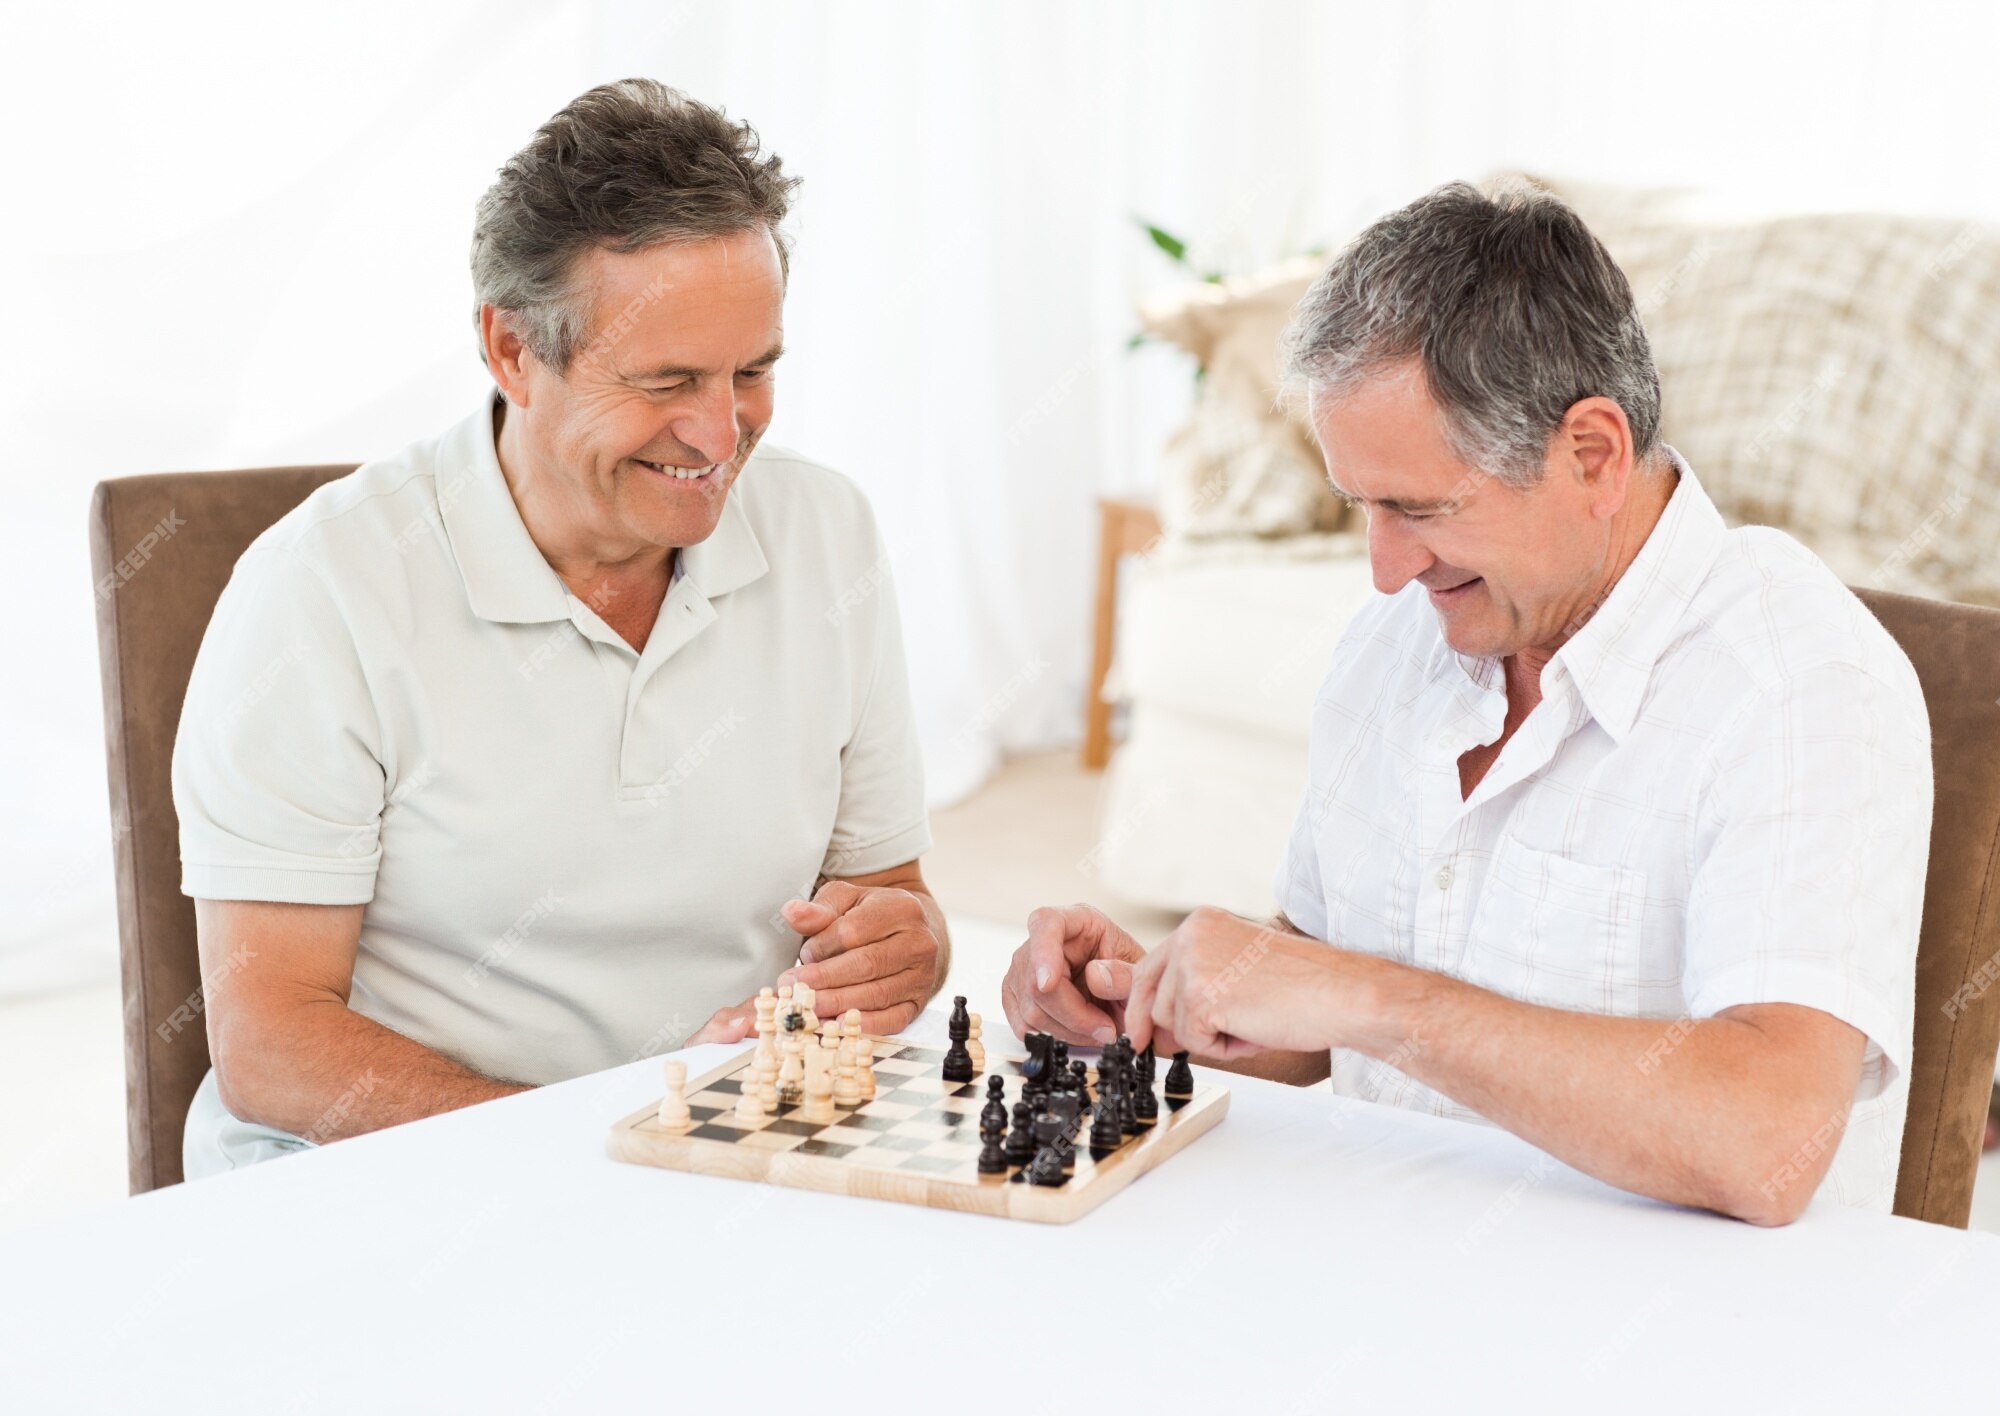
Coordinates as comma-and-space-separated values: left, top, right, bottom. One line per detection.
1435, 864, 1453, 890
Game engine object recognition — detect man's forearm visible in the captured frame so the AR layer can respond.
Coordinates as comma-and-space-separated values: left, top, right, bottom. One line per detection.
1334, 955, 1858, 1223
215, 997, 529, 1144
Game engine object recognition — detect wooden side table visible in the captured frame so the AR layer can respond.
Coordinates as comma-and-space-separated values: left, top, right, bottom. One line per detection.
1082, 497, 1163, 769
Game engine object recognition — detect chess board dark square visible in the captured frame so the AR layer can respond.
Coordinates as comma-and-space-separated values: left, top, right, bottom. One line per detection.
764, 1118, 823, 1137
833, 1112, 903, 1133
686, 1123, 741, 1142
705, 1077, 743, 1094
793, 1139, 857, 1158
686, 1105, 725, 1122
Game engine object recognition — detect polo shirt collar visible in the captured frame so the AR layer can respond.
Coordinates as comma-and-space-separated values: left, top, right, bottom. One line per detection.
1547, 446, 1726, 744
438, 394, 768, 624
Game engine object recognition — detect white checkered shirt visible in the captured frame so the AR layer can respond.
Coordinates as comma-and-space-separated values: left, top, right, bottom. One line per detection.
1273, 449, 1932, 1211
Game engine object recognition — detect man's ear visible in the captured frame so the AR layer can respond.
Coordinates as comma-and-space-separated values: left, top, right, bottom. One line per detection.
479, 305, 534, 407
1558, 396, 1635, 519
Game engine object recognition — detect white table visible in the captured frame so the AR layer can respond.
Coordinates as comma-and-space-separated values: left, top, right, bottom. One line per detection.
3, 1005, 1998, 1414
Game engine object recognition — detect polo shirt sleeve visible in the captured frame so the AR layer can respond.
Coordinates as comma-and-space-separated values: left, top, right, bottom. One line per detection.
1682, 660, 1931, 1100
172, 545, 387, 904
821, 521, 932, 880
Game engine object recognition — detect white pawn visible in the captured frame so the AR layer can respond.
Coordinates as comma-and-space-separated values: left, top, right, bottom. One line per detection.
967, 1013, 986, 1074
844, 1009, 876, 1099
657, 1060, 692, 1133
834, 1028, 861, 1108
753, 987, 781, 1113
803, 1032, 838, 1123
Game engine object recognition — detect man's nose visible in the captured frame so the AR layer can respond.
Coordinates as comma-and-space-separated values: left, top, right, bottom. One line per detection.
672, 386, 739, 465
1366, 510, 1433, 596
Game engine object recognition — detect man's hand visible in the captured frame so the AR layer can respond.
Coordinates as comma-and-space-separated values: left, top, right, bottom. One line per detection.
1000, 903, 1154, 1048
684, 1000, 756, 1047
1124, 906, 1346, 1060
778, 874, 944, 1033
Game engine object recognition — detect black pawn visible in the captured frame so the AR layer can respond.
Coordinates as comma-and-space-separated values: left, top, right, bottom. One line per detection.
1069, 1059, 1091, 1112
941, 995, 975, 1083
1137, 1043, 1157, 1086
980, 1075, 1008, 1132
977, 1113, 1008, 1175
1004, 1100, 1037, 1166
1133, 1075, 1159, 1126
1164, 1049, 1195, 1100
1027, 1141, 1067, 1187
1089, 1073, 1125, 1152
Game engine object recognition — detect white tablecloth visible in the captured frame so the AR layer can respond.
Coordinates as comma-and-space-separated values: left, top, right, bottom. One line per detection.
3, 1005, 1997, 1413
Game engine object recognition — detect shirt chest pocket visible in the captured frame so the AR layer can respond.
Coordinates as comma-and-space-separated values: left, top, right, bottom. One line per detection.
1461, 838, 1648, 1016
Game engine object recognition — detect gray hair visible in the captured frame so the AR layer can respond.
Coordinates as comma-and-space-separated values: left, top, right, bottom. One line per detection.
470, 78, 800, 373
1283, 181, 1661, 486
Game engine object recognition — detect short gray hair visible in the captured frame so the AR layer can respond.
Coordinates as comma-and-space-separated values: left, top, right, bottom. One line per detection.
470, 78, 800, 373
1283, 181, 1661, 486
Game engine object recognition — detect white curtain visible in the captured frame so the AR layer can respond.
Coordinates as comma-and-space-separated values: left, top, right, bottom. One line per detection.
3, 0, 1996, 993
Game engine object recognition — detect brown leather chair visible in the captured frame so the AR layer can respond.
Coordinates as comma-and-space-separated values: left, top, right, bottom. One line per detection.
89, 485, 2000, 1219
1854, 588, 2000, 1226
90, 464, 353, 1192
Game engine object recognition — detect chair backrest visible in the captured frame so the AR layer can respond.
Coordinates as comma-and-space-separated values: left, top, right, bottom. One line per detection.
1851, 588, 2000, 1225
89, 465, 355, 1193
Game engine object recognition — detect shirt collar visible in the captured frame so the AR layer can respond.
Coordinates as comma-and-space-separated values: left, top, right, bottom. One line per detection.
1546, 445, 1725, 744
1420, 445, 1726, 745
438, 393, 768, 624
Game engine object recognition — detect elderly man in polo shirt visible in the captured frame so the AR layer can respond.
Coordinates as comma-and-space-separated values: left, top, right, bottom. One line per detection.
1002, 183, 1933, 1224
173, 80, 948, 1176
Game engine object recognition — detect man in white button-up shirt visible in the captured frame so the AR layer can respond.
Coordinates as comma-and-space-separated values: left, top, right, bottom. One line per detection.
175, 81, 947, 1175
1003, 183, 1931, 1223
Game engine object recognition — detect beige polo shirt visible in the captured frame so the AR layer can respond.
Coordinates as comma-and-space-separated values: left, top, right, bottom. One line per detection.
173, 395, 930, 1160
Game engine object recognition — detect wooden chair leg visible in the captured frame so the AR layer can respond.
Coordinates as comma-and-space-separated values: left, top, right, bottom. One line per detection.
1082, 500, 1162, 770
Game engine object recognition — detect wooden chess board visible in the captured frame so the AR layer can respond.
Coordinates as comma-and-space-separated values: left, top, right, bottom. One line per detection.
606, 1038, 1229, 1224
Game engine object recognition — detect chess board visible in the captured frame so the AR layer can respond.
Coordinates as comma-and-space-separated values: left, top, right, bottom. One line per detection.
606, 1038, 1229, 1224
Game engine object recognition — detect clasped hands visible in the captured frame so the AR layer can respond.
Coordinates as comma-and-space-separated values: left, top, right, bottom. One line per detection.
1000, 903, 1348, 1060
686, 879, 942, 1045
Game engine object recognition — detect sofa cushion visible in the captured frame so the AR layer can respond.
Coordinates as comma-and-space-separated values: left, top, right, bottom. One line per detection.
1113, 537, 1376, 740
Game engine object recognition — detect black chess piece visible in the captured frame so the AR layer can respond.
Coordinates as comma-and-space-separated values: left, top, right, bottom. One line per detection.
1050, 1038, 1070, 1085
1137, 1043, 1157, 1086
1133, 1074, 1159, 1127
1004, 1100, 1037, 1166
1020, 1031, 1051, 1082
1117, 1047, 1140, 1136
977, 1113, 1008, 1175
1089, 1067, 1125, 1153
1054, 1128, 1076, 1175
1069, 1059, 1091, 1112
1164, 1049, 1195, 1100
980, 1075, 1008, 1132
941, 995, 975, 1083
1027, 1111, 1068, 1187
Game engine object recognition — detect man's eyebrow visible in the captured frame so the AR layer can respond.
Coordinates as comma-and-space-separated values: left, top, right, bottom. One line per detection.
1327, 479, 1456, 514
628, 344, 786, 381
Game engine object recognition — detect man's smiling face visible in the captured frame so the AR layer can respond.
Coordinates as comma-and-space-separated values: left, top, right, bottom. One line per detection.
497, 227, 786, 558
1309, 360, 1622, 660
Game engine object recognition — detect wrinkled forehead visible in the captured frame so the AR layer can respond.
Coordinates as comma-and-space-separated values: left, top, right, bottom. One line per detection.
573, 232, 786, 376
1306, 363, 1474, 506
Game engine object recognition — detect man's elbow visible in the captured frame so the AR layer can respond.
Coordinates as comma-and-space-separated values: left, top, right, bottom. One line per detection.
206, 998, 332, 1134
1705, 1111, 1850, 1227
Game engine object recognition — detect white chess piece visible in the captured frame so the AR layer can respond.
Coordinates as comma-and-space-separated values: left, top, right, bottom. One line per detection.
967, 1013, 985, 1074
844, 1009, 876, 1099
803, 1033, 838, 1123
753, 987, 781, 1112
834, 1027, 861, 1108
657, 1060, 692, 1132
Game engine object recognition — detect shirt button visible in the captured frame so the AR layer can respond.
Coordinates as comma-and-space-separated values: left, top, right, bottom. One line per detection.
1435, 864, 1453, 890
